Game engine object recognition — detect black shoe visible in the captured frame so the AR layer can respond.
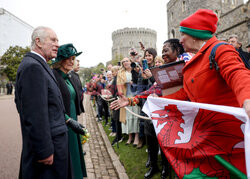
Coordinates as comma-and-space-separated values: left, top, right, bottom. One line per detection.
144, 166, 159, 179
145, 157, 150, 168
161, 165, 169, 179
111, 139, 118, 146
118, 137, 123, 143
83, 151, 86, 155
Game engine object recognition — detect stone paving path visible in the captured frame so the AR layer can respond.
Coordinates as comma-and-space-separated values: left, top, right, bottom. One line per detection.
82, 94, 128, 179
0, 94, 128, 179
0, 95, 21, 179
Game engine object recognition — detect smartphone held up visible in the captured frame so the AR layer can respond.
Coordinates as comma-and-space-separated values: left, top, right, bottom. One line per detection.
142, 59, 149, 71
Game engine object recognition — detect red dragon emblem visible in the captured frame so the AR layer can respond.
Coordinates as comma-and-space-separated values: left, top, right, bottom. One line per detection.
151, 104, 246, 178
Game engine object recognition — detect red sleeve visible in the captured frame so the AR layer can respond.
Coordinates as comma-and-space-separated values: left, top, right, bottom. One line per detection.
136, 84, 162, 98
217, 45, 250, 106
162, 88, 189, 101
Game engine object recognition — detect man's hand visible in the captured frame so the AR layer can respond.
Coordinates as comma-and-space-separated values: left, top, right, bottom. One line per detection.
67, 119, 86, 135
38, 154, 54, 165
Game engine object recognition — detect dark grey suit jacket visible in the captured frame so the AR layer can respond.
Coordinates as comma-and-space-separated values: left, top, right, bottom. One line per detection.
15, 52, 71, 179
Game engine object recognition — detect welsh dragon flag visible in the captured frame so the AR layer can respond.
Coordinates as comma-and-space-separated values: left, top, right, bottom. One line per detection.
143, 96, 250, 179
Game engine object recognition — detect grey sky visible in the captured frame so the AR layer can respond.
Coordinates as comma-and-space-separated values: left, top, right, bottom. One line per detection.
1, 0, 169, 67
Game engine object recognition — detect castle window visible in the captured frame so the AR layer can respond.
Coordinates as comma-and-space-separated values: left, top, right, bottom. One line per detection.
171, 29, 175, 38
171, 12, 173, 21
231, 0, 236, 5
182, 1, 186, 12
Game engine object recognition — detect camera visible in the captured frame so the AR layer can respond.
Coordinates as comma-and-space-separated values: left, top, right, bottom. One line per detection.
130, 51, 137, 56
129, 48, 138, 57
131, 62, 139, 68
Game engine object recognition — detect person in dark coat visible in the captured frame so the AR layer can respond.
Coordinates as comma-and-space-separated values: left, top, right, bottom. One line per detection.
246, 44, 250, 53
15, 26, 72, 179
108, 65, 123, 145
6, 81, 13, 95
52, 43, 87, 179
228, 34, 250, 69
70, 59, 84, 113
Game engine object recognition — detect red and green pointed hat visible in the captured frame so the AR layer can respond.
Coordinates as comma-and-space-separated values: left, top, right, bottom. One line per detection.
180, 9, 218, 39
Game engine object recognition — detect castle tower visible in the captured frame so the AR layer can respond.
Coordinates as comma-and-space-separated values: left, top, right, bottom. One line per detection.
111, 27, 157, 60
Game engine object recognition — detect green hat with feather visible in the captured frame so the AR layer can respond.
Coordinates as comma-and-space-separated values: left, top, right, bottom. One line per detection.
51, 43, 82, 65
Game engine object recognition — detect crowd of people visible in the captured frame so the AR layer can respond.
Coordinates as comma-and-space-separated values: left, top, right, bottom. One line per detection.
85, 38, 195, 179
86, 9, 250, 179
14, 8, 250, 179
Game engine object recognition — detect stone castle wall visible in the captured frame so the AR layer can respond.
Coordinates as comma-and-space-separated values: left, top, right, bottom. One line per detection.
167, 0, 249, 49
216, 2, 249, 45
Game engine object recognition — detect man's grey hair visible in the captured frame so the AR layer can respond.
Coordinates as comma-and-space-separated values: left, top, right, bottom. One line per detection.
106, 71, 112, 75
228, 34, 239, 41
31, 26, 50, 49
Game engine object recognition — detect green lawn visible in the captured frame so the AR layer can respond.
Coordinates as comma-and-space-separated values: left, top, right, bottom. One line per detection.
101, 120, 162, 179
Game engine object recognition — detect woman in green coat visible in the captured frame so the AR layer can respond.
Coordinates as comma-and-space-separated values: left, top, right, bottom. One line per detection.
52, 43, 87, 178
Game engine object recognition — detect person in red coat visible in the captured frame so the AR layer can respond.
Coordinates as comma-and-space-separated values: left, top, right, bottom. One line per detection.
164, 9, 250, 118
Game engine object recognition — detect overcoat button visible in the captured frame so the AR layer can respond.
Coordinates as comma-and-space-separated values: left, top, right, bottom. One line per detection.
191, 79, 194, 83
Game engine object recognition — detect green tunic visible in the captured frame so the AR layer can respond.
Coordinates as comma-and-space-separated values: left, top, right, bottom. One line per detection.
61, 71, 87, 178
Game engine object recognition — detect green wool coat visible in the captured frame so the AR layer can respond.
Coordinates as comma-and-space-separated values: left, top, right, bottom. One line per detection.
54, 69, 87, 178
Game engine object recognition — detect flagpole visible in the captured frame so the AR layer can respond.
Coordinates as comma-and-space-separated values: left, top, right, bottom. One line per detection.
212, 153, 246, 178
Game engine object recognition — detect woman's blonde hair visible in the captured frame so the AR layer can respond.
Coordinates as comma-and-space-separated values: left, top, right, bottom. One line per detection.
120, 57, 131, 70
52, 60, 63, 69
52, 57, 76, 70
111, 65, 120, 73
154, 56, 164, 64
117, 58, 131, 86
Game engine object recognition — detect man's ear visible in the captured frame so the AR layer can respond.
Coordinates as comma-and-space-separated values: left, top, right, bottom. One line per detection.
237, 42, 242, 48
35, 37, 42, 48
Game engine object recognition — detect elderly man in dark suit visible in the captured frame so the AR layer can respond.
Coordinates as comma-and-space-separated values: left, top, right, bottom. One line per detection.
15, 26, 72, 179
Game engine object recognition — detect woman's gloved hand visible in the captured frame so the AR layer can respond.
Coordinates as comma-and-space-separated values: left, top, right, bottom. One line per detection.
66, 118, 85, 135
